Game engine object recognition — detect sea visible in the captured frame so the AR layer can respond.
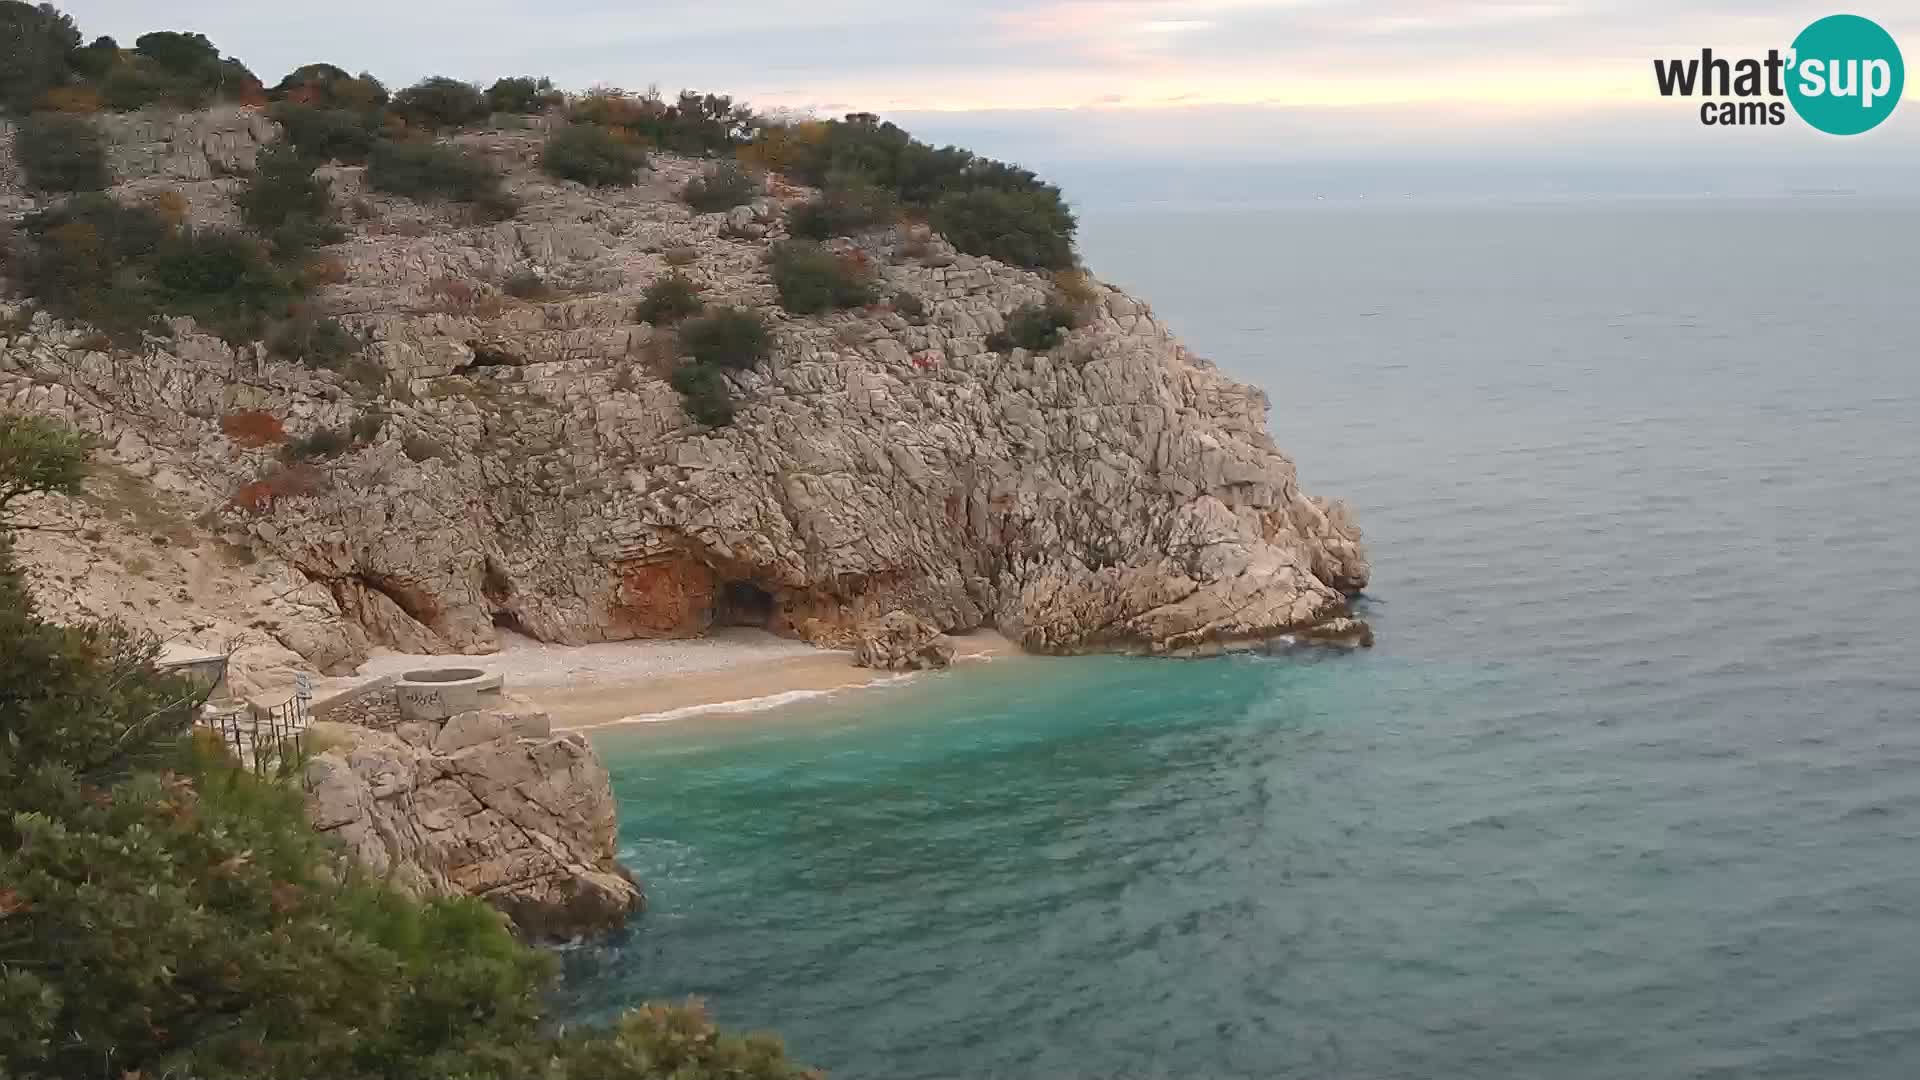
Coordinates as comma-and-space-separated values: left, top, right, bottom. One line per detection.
558, 197, 1920, 1079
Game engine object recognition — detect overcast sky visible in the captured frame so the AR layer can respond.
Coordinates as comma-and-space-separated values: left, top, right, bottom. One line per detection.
51, 0, 1920, 201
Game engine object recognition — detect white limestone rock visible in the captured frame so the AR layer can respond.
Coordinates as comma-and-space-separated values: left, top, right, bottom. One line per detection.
302, 708, 643, 940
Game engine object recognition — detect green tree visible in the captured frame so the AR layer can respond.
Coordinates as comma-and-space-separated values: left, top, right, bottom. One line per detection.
0, 1, 81, 114
390, 76, 488, 130
931, 187, 1077, 270
0, 412, 816, 1079
67, 34, 119, 81
132, 30, 220, 74
486, 75, 561, 115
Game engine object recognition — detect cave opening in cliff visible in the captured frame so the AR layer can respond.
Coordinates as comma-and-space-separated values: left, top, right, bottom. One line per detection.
714, 581, 776, 628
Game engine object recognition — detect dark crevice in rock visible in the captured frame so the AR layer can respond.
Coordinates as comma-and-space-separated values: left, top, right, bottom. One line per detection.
466, 342, 525, 369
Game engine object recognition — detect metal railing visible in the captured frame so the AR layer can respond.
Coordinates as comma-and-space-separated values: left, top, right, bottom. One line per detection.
207, 682, 314, 776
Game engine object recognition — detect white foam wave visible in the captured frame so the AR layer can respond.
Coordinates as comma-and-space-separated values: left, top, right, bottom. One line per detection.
604, 673, 923, 726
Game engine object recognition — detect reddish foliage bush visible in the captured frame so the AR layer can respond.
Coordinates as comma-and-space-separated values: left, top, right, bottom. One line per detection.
146, 189, 190, 227
228, 480, 273, 514
220, 410, 286, 447
426, 276, 474, 308
36, 86, 104, 114
423, 275, 502, 317
303, 255, 349, 286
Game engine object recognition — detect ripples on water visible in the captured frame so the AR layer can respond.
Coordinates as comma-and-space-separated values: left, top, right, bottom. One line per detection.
562, 201, 1920, 1078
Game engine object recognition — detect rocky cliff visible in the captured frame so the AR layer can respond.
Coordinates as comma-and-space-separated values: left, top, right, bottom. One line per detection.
303, 701, 643, 940
0, 108, 1369, 688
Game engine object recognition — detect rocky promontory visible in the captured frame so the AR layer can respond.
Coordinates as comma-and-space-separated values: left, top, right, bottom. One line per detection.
303, 698, 642, 940
1, 107, 1369, 692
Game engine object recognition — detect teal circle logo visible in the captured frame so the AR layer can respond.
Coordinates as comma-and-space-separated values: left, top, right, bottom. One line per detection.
1787, 14, 1904, 135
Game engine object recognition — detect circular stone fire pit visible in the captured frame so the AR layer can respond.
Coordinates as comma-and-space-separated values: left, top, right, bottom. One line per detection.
394, 667, 505, 722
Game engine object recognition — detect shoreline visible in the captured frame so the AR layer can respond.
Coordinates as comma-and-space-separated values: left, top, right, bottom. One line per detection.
315, 627, 1022, 731
531, 631, 1022, 730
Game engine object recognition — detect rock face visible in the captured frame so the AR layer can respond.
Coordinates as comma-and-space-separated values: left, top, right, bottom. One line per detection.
302, 705, 643, 940
854, 610, 955, 670
0, 110, 1370, 677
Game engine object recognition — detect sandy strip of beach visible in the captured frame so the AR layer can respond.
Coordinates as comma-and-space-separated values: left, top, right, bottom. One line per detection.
315, 627, 1022, 730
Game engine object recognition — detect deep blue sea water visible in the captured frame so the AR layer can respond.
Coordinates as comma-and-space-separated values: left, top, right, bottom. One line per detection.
562, 199, 1920, 1078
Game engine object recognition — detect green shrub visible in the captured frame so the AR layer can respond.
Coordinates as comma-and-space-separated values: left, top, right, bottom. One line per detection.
769, 240, 874, 315
669, 362, 735, 426
486, 75, 562, 115
17, 196, 295, 344
681, 306, 770, 370
150, 227, 300, 341
279, 425, 349, 461
238, 145, 344, 258
568, 89, 755, 155
931, 188, 1077, 270
16, 195, 166, 337
542, 124, 648, 187
350, 412, 384, 442
390, 75, 487, 130
368, 139, 507, 205
785, 178, 896, 240
683, 162, 758, 213
635, 272, 703, 324
747, 113, 1078, 268
987, 298, 1080, 353
469, 187, 521, 224
16, 112, 108, 192
268, 102, 377, 164
267, 312, 356, 368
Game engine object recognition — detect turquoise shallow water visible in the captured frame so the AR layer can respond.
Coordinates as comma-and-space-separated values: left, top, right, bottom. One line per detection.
561, 200, 1920, 1078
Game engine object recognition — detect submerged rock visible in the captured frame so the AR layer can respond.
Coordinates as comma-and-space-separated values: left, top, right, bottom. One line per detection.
302, 706, 643, 940
1295, 616, 1377, 649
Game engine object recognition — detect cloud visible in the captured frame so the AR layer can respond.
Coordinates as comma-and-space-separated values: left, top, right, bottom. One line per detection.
47, 0, 1920, 162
